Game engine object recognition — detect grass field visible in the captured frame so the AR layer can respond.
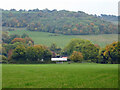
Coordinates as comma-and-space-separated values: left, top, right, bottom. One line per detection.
2, 64, 118, 88
6, 27, 118, 48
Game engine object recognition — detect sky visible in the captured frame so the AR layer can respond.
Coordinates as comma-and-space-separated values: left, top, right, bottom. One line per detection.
0, 0, 119, 15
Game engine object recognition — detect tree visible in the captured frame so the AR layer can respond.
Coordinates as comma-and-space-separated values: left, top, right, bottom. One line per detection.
10, 34, 20, 41
26, 45, 52, 62
26, 46, 36, 61
21, 33, 29, 38
2, 44, 8, 56
8, 49, 13, 60
76, 43, 99, 61
1, 55, 7, 60
24, 37, 34, 45
49, 43, 61, 55
70, 51, 83, 62
11, 38, 25, 44
98, 48, 109, 64
50, 43, 57, 51
0, 44, 2, 55
43, 48, 52, 61
2, 32, 10, 43
10, 9, 16, 11
103, 41, 120, 64
2, 9, 118, 35
34, 45, 52, 61
63, 39, 99, 61
3, 42, 27, 54
0, 55, 7, 63
63, 39, 91, 56
12, 45, 26, 60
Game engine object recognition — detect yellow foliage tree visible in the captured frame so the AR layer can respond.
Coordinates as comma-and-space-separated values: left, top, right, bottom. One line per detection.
103, 41, 120, 64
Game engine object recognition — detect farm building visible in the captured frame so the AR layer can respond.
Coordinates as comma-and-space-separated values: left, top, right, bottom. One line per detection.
51, 57, 67, 63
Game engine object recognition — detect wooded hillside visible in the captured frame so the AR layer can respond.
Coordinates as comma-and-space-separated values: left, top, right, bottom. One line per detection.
2, 9, 118, 35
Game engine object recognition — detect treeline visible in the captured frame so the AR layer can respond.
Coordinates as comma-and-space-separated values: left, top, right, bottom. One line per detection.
2, 9, 118, 35
1, 32, 52, 64
99, 14, 118, 22
1, 32, 119, 64
62, 39, 119, 64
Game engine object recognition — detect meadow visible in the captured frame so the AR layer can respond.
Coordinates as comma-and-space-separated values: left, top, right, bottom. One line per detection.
7, 27, 118, 48
2, 63, 118, 88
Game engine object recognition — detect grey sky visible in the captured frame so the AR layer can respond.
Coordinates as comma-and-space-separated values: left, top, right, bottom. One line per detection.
0, 0, 119, 15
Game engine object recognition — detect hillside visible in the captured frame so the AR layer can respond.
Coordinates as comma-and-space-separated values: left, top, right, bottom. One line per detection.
99, 14, 118, 25
2, 9, 118, 35
5, 27, 118, 48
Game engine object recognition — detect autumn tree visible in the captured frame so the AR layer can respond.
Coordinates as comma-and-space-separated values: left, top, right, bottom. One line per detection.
98, 48, 108, 64
63, 39, 99, 61
3, 42, 27, 55
2, 9, 118, 35
9, 34, 20, 41
11, 38, 25, 44
49, 43, 61, 55
8, 49, 13, 60
26, 45, 52, 62
0, 44, 2, 55
2, 32, 10, 43
24, 37, 34, 46
70, 51, 83, 62
21, 33, 29, 38
0, 55, 7, 63
1, 55, 7, 60
101, 41, 120, 64
76, 43, 99, 61
26, 46, 36, 61
63, 39, 91, 56
1, 45, 7, 57
12, 45, 26, 61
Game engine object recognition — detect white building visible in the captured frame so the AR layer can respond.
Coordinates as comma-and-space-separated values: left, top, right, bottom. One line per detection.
51, 57, 67, 62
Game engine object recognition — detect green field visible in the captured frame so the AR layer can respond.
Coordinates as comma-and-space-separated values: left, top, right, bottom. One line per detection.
2, 64, 118, 88
7, 28, 118, 48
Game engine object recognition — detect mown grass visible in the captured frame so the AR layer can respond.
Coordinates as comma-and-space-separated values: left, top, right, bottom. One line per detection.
7, 28, 118, 48
2, 63, 118, 88
0, 64, 2, 90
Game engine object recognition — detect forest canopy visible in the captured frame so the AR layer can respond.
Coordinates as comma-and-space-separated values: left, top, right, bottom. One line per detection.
2, 9, 118, 35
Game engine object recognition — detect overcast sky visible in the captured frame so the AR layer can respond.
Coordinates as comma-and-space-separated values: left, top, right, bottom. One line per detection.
0, 0, 119, 15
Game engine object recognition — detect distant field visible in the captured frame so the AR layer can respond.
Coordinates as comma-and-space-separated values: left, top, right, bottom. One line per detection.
6, 28, 118, 48
2, 64, 118, 88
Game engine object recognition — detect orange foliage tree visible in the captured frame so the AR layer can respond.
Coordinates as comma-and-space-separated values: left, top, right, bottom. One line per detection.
11, 38, 25, 44
70, 51, 83, 62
